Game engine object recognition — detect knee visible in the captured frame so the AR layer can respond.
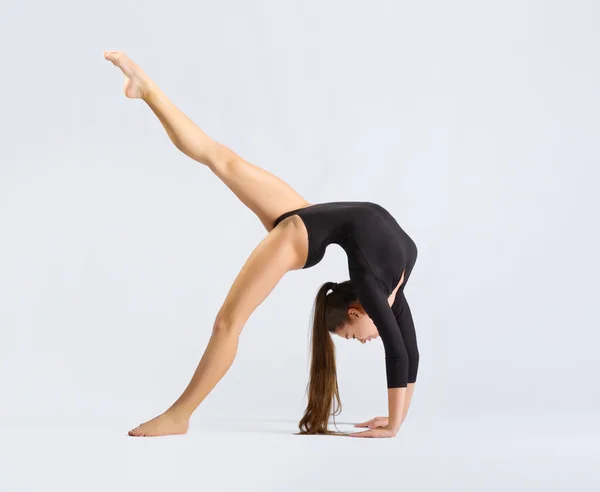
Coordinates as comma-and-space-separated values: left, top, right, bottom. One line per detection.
212, 314, 240, 336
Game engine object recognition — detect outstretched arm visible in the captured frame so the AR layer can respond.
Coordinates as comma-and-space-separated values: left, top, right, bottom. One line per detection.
348, 273, 408, 438
129, 219, 302, 436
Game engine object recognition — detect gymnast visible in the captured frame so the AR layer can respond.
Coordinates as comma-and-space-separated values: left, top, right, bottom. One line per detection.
103, 51, 419, 438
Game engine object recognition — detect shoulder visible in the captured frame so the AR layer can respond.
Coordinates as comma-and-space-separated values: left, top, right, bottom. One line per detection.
350, 265, 387, 291
351, 269, 386, 303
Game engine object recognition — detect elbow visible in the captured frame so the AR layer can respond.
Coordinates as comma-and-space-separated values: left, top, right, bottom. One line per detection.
385, 347, 409, 366
385, 351, 409, 388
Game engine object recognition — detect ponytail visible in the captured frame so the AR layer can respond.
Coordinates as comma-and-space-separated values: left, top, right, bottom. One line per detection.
298, 280, 356, 435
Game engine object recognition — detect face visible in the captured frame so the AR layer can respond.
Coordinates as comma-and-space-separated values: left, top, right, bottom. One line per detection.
334, 307, 380, 344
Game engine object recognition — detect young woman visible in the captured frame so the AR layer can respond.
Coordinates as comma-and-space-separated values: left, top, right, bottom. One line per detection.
104, 51, 419, 439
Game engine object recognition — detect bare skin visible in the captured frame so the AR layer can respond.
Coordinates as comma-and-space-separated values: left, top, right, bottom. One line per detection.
103, 51, 418, 437
104, 50, 311, 436
353, 383, 416, 429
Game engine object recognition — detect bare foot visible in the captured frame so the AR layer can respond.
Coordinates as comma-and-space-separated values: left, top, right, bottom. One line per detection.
128, 411, 189, 437
103, 50, 152, 99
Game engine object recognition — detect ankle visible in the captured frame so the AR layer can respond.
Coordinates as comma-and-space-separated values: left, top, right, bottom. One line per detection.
141, 80, 159, 103
165, 406, 191, 422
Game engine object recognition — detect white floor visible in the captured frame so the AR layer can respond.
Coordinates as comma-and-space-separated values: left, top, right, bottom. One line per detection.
0, 412, 597, 492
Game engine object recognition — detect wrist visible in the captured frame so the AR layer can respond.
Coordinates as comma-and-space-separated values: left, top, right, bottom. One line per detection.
388, 421, 401, 434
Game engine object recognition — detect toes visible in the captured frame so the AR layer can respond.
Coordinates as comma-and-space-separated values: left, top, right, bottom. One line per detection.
103, 51, 121, 61
128, 426, 141, 436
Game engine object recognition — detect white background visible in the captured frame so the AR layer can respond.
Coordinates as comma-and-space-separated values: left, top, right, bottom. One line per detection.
1, 0, 598, 490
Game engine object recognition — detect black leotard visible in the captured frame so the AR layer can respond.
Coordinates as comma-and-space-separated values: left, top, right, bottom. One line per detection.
273, 201, 419, 388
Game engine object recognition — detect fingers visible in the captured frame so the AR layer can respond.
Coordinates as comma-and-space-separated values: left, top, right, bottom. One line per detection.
355, 417, 378, 427
354, 417, 387, 428
348, 429, 375, 438
348, 428, 396, 438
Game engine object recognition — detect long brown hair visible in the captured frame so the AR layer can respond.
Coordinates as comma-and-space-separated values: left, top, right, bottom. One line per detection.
297, 280, 360, 435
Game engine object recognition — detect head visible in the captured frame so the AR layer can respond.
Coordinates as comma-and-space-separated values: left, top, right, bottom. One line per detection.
297, 280, 379, 435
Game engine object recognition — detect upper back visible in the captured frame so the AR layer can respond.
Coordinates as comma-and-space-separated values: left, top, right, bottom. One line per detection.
274, 201, 412, 294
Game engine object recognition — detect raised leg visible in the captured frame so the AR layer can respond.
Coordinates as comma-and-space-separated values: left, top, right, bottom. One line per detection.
103, 50, 311, 232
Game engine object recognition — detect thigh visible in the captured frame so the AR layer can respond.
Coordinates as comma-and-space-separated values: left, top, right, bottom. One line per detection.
211, 149, 312, 232
215, 220, 303, 334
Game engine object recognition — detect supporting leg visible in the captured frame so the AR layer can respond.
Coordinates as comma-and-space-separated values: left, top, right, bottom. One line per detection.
127, 219, 302, 436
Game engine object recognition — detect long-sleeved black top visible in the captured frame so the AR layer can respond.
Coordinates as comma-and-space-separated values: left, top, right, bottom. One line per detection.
273, 201, 418, 388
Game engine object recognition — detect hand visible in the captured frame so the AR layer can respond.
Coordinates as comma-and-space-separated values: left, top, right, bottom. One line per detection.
353, 416, 389, 429
348, 424, 398, 438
